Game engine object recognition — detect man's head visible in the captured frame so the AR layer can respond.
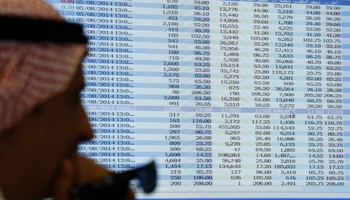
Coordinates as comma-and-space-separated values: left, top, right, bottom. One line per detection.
0, 0, 93, 199
0, 66, 93, 200
0, 0, 86, 133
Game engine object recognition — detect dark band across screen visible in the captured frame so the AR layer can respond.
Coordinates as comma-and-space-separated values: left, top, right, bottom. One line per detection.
0, 16, 87, 44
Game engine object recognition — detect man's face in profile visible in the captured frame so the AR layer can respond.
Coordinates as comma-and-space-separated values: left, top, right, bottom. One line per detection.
0, 65, 93, 200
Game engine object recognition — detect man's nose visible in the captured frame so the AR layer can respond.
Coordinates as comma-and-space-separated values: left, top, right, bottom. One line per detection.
77, 103, 94, 142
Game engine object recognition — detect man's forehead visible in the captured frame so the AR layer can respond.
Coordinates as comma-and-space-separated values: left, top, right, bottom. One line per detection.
68, 65, 85, 92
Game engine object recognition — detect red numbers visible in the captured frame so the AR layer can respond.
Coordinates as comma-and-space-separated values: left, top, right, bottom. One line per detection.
61, 0, 74, 3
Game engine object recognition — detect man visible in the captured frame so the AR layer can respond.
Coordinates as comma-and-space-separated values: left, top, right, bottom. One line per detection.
0, 0, 134, 199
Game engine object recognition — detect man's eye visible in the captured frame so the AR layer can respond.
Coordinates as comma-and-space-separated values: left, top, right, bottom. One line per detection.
73, 93, 82, 106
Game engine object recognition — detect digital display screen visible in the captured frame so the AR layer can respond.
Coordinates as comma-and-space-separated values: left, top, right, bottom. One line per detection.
48, 0, 350, 199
